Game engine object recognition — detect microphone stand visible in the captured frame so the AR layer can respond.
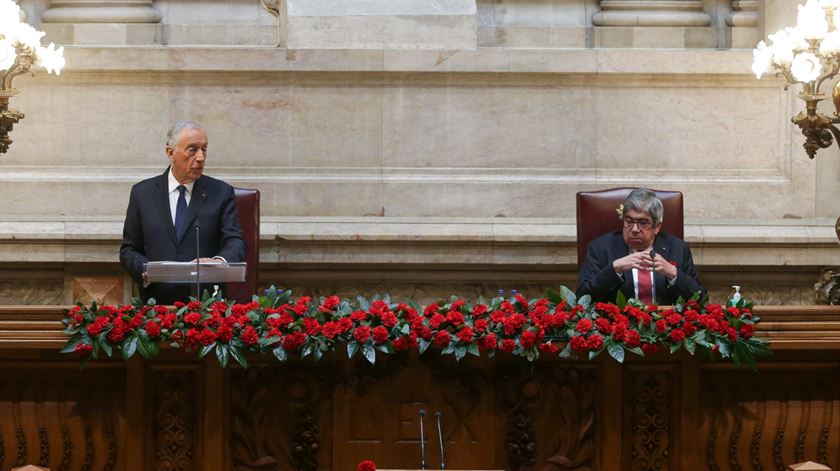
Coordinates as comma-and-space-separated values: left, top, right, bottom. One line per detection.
194, 225, 200, 299
418, 409, 426, 470
435, 412, 445, 469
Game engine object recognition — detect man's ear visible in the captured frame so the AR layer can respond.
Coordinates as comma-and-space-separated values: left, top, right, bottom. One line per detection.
165, 145, 174, 163
653, 223, 662, 235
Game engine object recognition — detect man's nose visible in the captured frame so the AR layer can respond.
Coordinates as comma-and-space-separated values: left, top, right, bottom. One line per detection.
195, 150, 206, 161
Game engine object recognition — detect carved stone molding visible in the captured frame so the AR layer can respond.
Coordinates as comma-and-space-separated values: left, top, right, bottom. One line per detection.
594, 0, 711, 27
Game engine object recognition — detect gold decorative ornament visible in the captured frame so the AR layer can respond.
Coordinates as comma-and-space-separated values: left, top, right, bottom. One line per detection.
259, 0, 284, 47
0, 0, 65, 154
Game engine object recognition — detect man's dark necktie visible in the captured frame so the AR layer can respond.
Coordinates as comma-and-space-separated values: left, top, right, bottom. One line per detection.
174, 185, 188, 240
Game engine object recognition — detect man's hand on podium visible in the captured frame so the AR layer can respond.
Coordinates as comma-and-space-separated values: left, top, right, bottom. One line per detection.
193, 257, 224, 264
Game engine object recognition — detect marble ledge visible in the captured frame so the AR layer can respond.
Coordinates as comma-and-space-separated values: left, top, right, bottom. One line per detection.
0, 218, 836, 245
51, 46, 765, 77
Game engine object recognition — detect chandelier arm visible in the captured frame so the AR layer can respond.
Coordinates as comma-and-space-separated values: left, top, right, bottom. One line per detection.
816, 60, 840, 92
1, 51, 34, 91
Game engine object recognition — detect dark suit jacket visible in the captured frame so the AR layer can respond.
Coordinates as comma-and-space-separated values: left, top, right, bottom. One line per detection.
576, 231, 705, 305
119, 168, 246, 304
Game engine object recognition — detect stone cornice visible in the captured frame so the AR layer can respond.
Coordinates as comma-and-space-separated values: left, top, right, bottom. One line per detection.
0, 218, 836, 266
50, 47, 762, 76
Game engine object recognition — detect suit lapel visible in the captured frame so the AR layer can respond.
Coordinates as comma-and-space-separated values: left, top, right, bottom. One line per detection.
181, 177, 208, 241
154, 170, 178, 246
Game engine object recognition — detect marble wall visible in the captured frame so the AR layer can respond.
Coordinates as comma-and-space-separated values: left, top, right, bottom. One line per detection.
0, 0, 835, 306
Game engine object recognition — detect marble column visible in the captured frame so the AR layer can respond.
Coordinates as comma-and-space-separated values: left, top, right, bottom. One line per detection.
593, 0, 714, 48
726, 0, 759, 48
41, 0, 162, 45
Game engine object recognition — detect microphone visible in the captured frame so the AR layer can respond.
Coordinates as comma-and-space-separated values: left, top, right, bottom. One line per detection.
418, 409, 426, 470
435, 411, 445, 469
648, 249, 656, 271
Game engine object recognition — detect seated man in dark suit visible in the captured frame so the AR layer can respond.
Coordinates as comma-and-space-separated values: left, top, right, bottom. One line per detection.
120, 120, 246, 304
576, 188, 705, 305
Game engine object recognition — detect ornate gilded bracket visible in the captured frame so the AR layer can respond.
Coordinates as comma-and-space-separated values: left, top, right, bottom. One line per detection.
258, 0, 284, 47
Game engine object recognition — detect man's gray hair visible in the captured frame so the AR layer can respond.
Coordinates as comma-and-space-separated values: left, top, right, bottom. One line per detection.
166, 120, 203, 148
623, 188, 663, 226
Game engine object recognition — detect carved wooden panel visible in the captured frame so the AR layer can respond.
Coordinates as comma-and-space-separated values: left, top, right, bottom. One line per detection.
229, 362, 331, 471
698, 364, 840, 471
626, 367, 675, 471
499, 363, 598, 471
0, 364, 124, 470
151, 366, 198, 471
331, 355, 496, 470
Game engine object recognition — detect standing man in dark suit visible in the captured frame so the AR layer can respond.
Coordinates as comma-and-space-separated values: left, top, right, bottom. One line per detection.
576, 188, 705, 305
120, 120, 246, 304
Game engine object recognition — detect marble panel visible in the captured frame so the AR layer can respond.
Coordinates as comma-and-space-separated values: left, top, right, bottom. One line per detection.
479, 0, 587, 26
479, 25, 588, 47
41, 23, 161, 45
287, 15, 478, 50
154, 0, 276, 25
162, 24, 277, 46
287, 0, 476, 17
381, 81, 596, 171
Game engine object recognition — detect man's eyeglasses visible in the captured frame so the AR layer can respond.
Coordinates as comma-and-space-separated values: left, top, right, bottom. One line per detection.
623, 217, 653, 230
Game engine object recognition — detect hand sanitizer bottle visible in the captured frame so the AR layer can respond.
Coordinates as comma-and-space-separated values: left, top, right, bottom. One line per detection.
730, 285, 741, 305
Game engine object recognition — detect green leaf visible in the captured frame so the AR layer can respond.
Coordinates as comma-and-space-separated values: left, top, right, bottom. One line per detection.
607, 342, 625, 363
259, 336, 281, 347
441, 343, 455, 355
302, 343, 314, 358
216, 344, 230, 368
626, 346, 644, 357
199, 343, 215, 358
356, 295, 371, 311
577, 294, 591, 310
526, 350, 536, 362
400, 324, 410, 336
615, 290, 627, 309
717, 341, 731, 359
558, 342, 573, 359
100, 339, 113, 358
546, 289, 564, 305
455, 346, 466, 361
669, 342, 681, 354
313, 347, 323, 361
466, 343, 480, 357
560, 286, 577, 306
588, 349, 601, 360
136, 336, 152, 359
363, 342, 376, 365
418, 338, 431, 354
273, 345, 288, 362
121, 335, 138, 360
347, 340, 359, 359
375, 343, 393, 355
246, 311, 260, 322
60, 336, 84, 354
229, 345, 248, 369
684, 339, 696, 355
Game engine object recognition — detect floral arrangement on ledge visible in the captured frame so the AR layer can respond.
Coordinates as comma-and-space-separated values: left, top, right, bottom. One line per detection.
60, 286, 770, 369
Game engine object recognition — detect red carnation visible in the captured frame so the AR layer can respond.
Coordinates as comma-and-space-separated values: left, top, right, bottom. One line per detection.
145, 320, 162, 338
586, 334, 604, 351
320, 295, 341, 312
740, 324, 755, 339
283, 331, 307, 351
184, 312, 202, 326
641, 342, 659, 354
217, 325, 234, 343
669, 329, 686, 343
433, 330, 452, 347
392, 337, 408, 351
241, 326, 259, 346
321, 321, 342, 340
456, 327, 474, 343
358, 460, 377, 471
570, 335, 587, 352
354, 326, 371, 344
479, 333, 498, 351
74, 343, 93, 355
575, 318, 593, 334
372, 325, 389, 344
520, 330, 537, 349
429, 314, 446, 329
499, 338, 516, 353
473, 318, 489, 333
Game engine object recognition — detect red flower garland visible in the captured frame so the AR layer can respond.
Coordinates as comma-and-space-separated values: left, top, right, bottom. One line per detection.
60, 287, 770, 369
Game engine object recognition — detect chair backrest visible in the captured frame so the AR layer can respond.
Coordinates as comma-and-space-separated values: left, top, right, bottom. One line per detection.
227, 187, 260, 302
576, 188, 683, 267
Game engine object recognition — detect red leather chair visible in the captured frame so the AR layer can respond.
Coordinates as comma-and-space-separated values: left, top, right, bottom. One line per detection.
227, 188, 260, 302
576, 188, 683, 268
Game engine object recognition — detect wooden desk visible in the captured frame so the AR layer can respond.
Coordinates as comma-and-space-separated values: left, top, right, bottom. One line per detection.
0, 305, 837, 470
